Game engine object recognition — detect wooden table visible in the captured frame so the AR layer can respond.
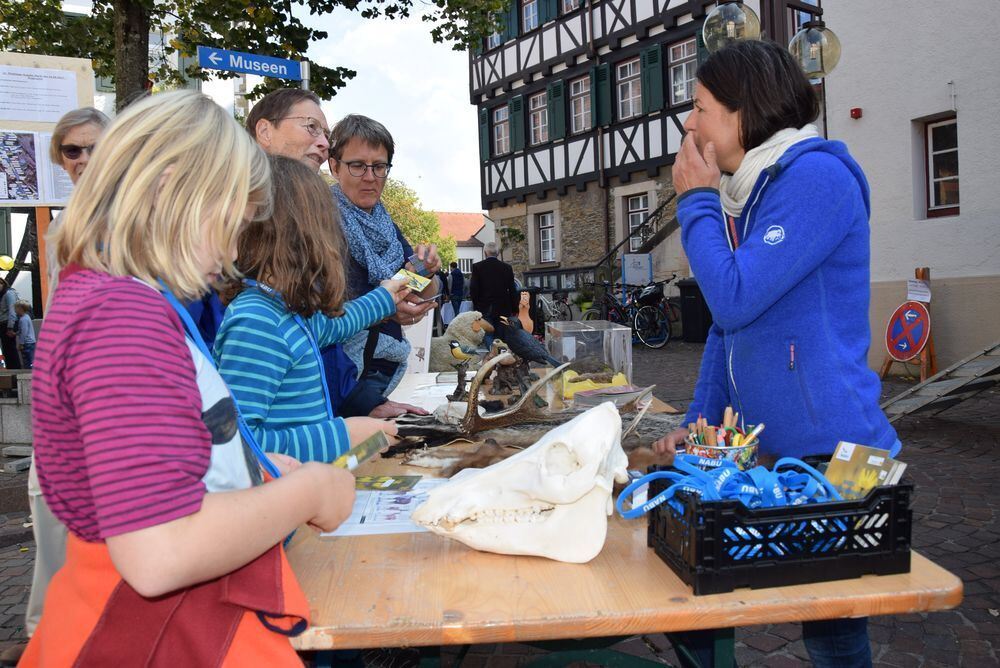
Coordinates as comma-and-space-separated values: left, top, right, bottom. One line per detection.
287, 375, 963, 653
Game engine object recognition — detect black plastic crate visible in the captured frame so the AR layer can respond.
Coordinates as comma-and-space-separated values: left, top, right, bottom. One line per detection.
645, 466, 913, 595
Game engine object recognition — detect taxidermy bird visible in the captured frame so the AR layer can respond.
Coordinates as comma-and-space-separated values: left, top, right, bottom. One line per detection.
449, 340, 478, 364
499, 317, 561, 368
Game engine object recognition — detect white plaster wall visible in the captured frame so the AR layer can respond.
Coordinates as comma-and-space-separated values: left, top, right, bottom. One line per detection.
823, 0, 1000, 282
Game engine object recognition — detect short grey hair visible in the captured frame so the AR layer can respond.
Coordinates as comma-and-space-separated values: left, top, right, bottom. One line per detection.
329, 114, 395, 164
484, 242, 499, 257
50, 107, 110, 163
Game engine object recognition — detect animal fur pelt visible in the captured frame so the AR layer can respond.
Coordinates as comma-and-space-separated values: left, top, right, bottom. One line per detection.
404, 439, 521, 477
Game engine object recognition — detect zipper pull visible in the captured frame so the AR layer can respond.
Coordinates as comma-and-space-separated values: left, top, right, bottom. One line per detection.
789, 343, 796, 370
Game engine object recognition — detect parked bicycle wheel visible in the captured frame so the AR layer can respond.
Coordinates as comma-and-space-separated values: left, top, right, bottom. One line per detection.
634, 305, 670, 348
581, 308, 601, 321
661, 299, 682, 338
554, 301, 573, 321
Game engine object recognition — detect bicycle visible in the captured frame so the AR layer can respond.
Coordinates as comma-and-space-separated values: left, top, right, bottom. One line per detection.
537, 290, 573, 322
581, 282, 670, 349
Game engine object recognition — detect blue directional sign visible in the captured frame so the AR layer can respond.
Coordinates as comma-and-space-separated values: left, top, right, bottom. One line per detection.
197, 46, 302, 81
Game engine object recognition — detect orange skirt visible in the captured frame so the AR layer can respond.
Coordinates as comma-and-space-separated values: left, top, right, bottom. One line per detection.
20, 534, 309, 667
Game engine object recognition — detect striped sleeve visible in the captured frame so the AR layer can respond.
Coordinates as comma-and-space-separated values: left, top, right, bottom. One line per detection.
65, 283, 210, 539
215, 302, 351, 463
310, 286, 396, 348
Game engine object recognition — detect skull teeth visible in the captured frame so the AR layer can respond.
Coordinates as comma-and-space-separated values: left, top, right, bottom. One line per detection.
439, 505, 555, 527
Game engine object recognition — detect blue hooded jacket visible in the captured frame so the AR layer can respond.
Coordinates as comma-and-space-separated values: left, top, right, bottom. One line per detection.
678, 137, 898, 459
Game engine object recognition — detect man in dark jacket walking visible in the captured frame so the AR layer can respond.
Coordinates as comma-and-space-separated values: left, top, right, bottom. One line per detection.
448, 262, 465, 316
469, 242, 517, 345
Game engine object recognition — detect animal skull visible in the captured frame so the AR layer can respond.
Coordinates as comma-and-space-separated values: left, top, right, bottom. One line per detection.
411, 402, 629, 563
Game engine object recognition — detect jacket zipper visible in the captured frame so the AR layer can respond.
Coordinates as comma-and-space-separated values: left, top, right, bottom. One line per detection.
724, 175, 771, 432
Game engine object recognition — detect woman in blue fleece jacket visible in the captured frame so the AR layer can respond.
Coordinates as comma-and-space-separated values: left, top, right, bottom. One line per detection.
654, 40, 897, 668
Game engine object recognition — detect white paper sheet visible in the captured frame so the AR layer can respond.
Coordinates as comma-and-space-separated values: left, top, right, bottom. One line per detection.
321, 478, 449, 537
0, 65, 78, 123
37, 133, 73, 204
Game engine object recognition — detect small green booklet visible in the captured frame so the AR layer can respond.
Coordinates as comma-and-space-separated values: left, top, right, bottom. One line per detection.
355, 475, 423, 492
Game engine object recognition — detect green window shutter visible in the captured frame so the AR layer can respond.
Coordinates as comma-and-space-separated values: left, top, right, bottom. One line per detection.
641, 45, 664, 113
479, 108, 490, 161
504, 2, 520, 41
547, 80, 566, 140
542, 0, 558, 23
591, 63, 611, 127
509, 95, 525, 151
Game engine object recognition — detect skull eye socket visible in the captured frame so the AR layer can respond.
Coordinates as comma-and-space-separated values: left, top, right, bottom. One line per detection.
544, 442, 582, 476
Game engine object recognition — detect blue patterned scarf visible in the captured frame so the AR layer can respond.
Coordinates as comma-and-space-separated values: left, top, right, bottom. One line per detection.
332, 185, 404, 285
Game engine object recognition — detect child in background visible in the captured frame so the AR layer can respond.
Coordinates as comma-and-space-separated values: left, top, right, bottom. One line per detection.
215, 155, 406, 463
24, 90, 355, 666
14, 300, 34, 369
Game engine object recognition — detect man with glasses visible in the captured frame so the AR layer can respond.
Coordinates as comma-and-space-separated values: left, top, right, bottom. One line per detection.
246, 88, 330, 172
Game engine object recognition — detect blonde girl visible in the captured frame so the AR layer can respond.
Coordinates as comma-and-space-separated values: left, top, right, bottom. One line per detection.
24, 90, 352, 666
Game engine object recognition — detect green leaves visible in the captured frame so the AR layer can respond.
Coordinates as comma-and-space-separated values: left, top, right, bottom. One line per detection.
0, 0, 503, 105
381, 179, 458, 267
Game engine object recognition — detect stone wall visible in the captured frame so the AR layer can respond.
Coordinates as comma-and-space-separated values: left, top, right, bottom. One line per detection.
487, 169, 689, 289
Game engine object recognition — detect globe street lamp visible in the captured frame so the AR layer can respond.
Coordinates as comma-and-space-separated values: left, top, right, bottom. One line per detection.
703, 1, 842, 78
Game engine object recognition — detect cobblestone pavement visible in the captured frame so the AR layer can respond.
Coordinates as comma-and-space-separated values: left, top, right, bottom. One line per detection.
0, 341, 997, 665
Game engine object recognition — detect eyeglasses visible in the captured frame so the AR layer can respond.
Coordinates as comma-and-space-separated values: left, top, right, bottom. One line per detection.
60, 144, 95, 160
279, 116, 329, 139
336, 160, 392, 179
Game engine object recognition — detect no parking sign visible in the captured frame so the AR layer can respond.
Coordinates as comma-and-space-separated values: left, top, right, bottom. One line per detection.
885, 301, 931, 362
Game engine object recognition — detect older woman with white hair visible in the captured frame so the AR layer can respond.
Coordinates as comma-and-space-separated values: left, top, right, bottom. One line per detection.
50, 107, 110, 185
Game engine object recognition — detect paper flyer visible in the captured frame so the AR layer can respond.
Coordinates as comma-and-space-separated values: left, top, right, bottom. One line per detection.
321, 478, 448, 537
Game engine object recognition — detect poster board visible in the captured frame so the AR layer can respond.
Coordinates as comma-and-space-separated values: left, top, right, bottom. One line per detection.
0, 52, 95, 207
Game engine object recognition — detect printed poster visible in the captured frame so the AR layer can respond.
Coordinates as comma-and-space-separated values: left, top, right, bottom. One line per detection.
1, 130, 72, 205
0, 65, 78, 123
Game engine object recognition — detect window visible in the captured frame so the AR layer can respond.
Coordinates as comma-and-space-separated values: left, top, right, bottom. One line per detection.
529, 92, 548, 145
617, 58, 641, 120
570, 76, 591, 134
493, 106, 510, 155
522, 0, 539, 32
560, 0, 577, 14
459, 258, 473, 273
486, 32, 502, 50
926, 118, 959, 216
627, 194, 649, 252
538, 212, 556, 263
669, 38, 697, 105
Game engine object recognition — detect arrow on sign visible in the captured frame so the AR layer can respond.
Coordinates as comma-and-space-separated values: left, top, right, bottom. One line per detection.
898, 341, 909, 351
904, 310, 918, 321
208, 51, 222, 65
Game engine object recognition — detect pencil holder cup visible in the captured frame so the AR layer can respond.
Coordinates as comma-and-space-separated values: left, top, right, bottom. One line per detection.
683, 434, 758, 470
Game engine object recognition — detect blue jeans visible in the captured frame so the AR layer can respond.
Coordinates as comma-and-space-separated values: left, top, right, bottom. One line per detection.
669, 618, 871, 667
802, 617, 872, 667
20, 343, 34, 369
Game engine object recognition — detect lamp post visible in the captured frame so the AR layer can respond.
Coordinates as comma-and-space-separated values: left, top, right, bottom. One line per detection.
702, 1, 841, 77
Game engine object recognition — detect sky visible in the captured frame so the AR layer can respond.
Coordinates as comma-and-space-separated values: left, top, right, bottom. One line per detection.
306, 9, 483, 213
71, 0, 484, 213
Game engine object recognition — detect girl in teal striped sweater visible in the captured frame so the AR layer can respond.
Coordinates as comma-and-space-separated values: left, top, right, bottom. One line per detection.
215, 156, 408, 463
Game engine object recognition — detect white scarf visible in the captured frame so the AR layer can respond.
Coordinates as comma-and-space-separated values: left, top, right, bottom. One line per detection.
720, 124, 820, 218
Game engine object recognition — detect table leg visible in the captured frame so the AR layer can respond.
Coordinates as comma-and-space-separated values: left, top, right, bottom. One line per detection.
665, 628, 736, 668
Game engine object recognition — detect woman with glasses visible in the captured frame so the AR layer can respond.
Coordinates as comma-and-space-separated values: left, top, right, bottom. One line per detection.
246, 88, 330, 172
327, 114, 441, 418
51, 107, 110, 184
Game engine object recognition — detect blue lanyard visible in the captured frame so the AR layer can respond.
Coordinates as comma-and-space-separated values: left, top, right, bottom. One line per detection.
243, 279, 335, 421
616, 454, 843, 520
158, 283, 282, 480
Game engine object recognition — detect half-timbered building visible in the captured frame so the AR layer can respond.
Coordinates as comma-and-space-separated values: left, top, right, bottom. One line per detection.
470, 0, 727, 291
